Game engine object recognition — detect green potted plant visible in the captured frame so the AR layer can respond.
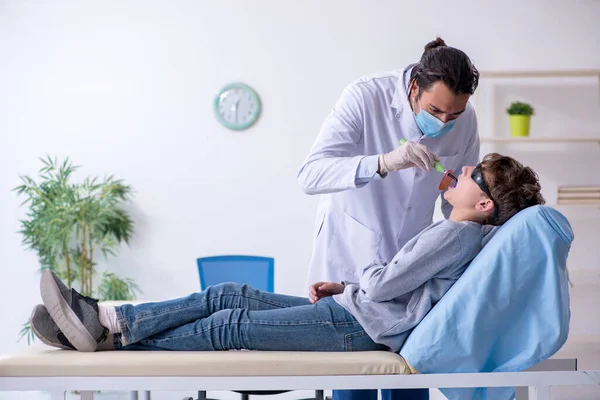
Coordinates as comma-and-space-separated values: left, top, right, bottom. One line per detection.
14, 156, 140, 344
506, 101, 534, 137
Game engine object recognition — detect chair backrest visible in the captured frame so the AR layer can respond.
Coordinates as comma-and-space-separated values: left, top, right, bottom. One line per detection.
399, 205, 573, 400
196, 255, 274, 292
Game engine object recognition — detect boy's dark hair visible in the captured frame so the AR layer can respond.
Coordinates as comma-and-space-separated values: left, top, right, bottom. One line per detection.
410, 37, 479, 97
481, 153, 546, 226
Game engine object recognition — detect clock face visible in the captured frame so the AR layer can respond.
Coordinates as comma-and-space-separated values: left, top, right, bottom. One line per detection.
214, 83, 261, 130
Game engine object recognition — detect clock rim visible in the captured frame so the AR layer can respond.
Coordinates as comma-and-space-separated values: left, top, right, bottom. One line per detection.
213, 82, 261, 131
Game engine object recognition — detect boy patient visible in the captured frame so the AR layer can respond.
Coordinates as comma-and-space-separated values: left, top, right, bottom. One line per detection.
31, 153, 545, 353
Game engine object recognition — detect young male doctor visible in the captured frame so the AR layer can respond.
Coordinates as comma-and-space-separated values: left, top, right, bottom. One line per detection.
297, 37, 480, 400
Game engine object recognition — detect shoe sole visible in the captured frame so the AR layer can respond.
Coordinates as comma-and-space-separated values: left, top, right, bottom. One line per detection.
29, 305, 73, 350
40, 270, 97, 352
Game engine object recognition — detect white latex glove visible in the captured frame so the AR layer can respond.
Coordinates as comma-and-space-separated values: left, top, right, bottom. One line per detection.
379, 141, 437, 173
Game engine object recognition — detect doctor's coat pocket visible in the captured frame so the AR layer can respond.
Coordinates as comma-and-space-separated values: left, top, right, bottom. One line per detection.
329, 212, 382, 274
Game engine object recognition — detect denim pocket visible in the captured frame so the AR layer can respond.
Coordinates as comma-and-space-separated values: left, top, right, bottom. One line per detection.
344, 329, 386, 352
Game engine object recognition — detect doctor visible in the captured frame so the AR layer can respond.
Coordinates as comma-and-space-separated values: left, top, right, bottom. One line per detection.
297, 38, 480, 400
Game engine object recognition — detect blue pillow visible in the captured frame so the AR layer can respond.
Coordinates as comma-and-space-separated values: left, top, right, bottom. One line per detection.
399, 205, 573, 400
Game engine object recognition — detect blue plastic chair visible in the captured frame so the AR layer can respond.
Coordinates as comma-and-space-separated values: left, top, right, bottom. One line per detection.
197, 255, 274, 292
192, 255, 324, 400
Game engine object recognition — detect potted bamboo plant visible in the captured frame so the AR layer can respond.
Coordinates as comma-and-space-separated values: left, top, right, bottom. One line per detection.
14, 156, 140, 343
506, 101, 535, 137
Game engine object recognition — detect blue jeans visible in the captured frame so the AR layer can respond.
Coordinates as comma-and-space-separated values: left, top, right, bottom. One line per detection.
333, 389, 429, 400
114, 282, 387, 352
333, 390, 428, 400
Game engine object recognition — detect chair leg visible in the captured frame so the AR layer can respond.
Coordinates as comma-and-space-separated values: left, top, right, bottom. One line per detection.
194, 391, 221, 400
202, 389, 324, 400
296, 390, 325, 400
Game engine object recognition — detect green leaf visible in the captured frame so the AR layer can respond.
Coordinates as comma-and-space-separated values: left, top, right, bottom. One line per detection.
97, 272, 141, 301
506, 101, 534, 116
14, 156, 138, 343
18, 321, 35, 345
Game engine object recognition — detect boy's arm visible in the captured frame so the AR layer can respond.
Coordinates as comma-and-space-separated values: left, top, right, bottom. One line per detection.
358, 226, 462, 302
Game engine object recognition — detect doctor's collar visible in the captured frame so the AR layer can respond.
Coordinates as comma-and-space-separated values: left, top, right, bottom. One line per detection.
390, 64, 416, 112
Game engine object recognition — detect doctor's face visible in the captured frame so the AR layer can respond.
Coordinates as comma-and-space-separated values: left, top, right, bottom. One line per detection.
410, 81, 471, 123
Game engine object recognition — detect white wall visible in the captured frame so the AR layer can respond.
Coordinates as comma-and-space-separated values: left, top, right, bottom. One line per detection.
1, 1, 600, 399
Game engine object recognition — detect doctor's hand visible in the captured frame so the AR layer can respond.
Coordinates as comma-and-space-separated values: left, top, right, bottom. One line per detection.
379, 141, 438, 173
309, 282, 345, 304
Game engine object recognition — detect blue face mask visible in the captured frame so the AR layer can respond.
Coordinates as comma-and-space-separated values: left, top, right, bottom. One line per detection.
413, 103, 456, 139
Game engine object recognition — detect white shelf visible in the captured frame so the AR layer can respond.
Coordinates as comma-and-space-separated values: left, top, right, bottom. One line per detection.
480, 137, 600, 144
549, 203, 600, 209
479, 70, 600, 79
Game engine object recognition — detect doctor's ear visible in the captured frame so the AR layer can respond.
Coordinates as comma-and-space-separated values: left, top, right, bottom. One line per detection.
409, 80, 420, 100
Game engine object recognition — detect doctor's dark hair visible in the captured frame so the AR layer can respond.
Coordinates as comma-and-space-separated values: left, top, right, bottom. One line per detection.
410, 37, 479, 97
480, 153, 545, 226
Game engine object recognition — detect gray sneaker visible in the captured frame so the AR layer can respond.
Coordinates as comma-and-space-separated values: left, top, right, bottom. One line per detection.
40, 270, 109, 352
30, 304, 75, 350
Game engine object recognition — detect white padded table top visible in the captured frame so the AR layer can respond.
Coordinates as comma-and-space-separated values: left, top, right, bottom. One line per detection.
0, 349, 413, 377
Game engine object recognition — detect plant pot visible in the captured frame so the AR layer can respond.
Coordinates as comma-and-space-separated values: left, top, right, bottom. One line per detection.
509, 115, 531, 137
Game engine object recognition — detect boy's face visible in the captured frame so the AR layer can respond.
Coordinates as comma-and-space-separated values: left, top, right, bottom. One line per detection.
443, 165, 494, 216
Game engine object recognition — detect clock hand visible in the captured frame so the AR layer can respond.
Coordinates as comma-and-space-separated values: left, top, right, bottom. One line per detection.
232, 96, 242, 123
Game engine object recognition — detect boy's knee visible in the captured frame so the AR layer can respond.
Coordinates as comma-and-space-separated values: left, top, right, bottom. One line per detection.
207, 282, 244, 293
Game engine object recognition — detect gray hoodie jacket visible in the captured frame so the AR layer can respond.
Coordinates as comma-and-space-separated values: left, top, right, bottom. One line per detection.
334, 219, 485, 352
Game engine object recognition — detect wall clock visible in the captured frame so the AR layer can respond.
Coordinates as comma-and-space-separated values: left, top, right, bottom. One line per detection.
214, 82, 261, 130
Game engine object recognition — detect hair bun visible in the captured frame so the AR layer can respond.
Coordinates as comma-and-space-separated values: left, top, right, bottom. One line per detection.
424, 37, 447, 52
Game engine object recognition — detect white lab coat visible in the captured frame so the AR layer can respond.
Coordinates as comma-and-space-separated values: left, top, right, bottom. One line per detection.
298, 64, 480, 287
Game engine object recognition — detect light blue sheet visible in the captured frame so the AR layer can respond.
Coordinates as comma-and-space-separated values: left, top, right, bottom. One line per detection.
399, 205, 573, 400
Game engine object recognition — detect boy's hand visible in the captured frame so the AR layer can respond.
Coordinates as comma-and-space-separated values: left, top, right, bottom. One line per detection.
309, 282, 345, 304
